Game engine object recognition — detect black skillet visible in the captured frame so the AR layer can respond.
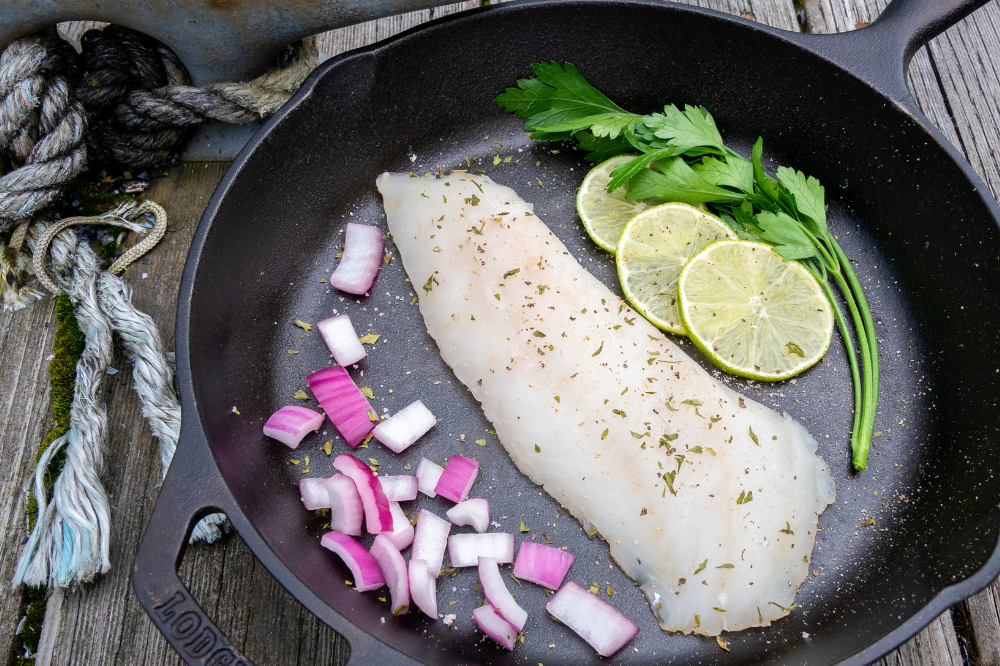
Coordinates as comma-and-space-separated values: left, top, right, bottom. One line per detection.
133, 0, 1000, 663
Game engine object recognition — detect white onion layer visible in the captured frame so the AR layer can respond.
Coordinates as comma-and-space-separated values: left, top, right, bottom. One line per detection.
416, 458, 444, 498
378, 475, 419, 502
446, 498, 489, 533
323, 474, 363, 536
370, 534, 409, 616
299, 478, 330, 511
411, 509, 450, 577
472, 605, 517, 650
330, 222, 384, 295
545, 581, 640, 657
317, 315, 367, 366
447, 533, 514, 568
478, 556, 527, 630
408, 558, 437, 619
385, 501, 414, 550
372, 401, 437, 453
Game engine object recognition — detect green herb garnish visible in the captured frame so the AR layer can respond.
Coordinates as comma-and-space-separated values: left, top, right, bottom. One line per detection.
496, 62, 880, 471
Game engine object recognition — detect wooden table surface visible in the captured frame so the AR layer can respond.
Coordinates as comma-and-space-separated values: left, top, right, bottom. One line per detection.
2, 0, 999, 664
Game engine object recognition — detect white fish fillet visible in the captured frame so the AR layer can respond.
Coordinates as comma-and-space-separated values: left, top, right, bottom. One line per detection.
377, 172, 835, 635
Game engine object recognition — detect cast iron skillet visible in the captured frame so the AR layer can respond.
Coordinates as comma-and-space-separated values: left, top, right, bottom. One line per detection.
133, 0, 1000, 663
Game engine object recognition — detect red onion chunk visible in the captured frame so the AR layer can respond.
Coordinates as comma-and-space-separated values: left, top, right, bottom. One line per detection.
317, 315, 366, 366
408, 558, 437, 619
545, 581, 639, 657
308, 366, 375, 448
447, 533, 514, 568
478, 556, 527, 630
320, 531, 386, 592
386, 501, 414, 550
334, 454, 392, 533
512, 541, 575, 590
472, 605, 518, 650
446, 498, 489, 533
372, 401, 437, 453
378, 475, 419, 502
411, 509, 450, 577
330, 223, 384, 295
416, 458, 444, 498
434, 455, 479, 503
370, 535, 409, 616
299, 478, 331, 511
262, 405, 324, 449
323, 474, 364, 536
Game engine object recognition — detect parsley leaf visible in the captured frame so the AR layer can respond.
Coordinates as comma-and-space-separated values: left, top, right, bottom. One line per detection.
756, 211, 817, 260
777, 166, 828, 235
626, 157, 746, 204
494, 62, 630, 139
641, 104, 726, 156
692, 155, 754, 193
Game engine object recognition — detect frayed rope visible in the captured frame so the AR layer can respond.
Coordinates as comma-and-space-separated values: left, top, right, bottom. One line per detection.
14, 204, 225, 588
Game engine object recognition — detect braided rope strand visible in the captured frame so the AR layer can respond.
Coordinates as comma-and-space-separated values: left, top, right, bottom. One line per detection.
14, 232, 113, 587
96, 269, 225, 543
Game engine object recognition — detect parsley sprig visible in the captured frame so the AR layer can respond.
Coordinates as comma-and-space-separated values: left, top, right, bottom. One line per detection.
496, 62, 879, 470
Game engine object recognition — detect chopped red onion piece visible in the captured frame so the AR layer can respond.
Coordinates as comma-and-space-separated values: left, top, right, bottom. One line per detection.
434, 455, 479, 503
478, 556, 527, 630
323, 474, 363, 536
447, 533, 514, 568
386, 501, 414, 550
378, 475, 419, 502
545, 581, 640, 657
408, 558, 437, 618
372, 400, 437, 453
512, 541, 575, 590
411, 509, 450, 577
446, 498, 489, 533
334, 454, 392, 533
472, 605, 517, 650
320, 531, 386, 592
317, 315, 366, 366
416, 458, 444, 498
307, 366, 375, 448
330, 222, 384, 295
299, 478, 330, 511
370, 534, 409, 616
262, 405, 324, 449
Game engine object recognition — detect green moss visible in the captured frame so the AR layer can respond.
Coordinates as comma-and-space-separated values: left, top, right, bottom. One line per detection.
14, 586, 47, 665
14, 295, 85, 665
25, 294, 84, 531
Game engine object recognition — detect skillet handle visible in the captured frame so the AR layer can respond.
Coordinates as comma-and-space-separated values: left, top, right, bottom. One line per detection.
867, 0, 994, 63
793, 0, 993, 113
132, 436, 257, 666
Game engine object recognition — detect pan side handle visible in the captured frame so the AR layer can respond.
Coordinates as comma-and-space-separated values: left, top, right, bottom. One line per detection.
132, 433, 257, 666
867, 0, 994, 65
133, 428, 410, 666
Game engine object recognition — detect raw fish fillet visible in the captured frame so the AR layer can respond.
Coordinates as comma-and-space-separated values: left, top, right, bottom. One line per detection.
377, 172, 835, 635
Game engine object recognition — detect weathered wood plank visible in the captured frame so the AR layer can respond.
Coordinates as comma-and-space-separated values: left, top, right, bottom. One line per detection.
17, 2, 998, 665
0, 298, 58, 665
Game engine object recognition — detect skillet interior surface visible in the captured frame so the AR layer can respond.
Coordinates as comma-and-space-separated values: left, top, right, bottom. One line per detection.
183, 1, 1000, 663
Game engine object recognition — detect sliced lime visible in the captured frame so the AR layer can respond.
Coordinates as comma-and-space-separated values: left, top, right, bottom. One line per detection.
677, 240, 833, 381
576, 155, 649, 252
617, 203, 735, 335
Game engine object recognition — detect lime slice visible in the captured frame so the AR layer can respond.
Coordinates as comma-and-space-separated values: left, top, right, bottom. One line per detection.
677, 240, 833, 381
577, 155, 650, 252
616, 203, 736, 335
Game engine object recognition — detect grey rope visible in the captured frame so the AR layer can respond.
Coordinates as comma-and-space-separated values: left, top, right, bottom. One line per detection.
95, 268, 226, 543
14, 231, 113, 587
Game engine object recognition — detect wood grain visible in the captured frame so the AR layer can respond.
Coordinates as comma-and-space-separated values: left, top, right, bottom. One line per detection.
0, 1, 996, 664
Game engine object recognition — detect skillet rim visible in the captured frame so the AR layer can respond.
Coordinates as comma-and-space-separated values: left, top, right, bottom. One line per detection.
173, 1, 1000, 664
